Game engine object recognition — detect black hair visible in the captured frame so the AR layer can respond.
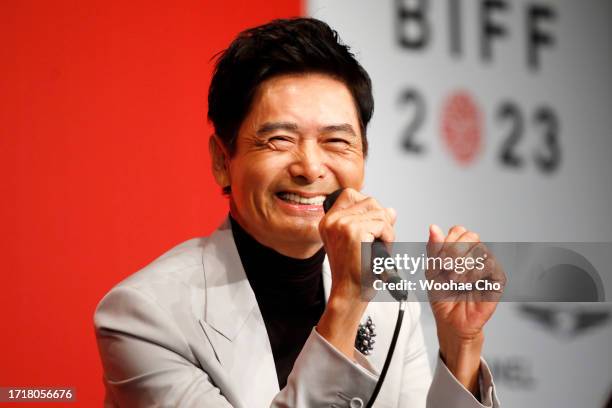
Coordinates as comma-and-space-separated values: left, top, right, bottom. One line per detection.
207, 17, 373, 156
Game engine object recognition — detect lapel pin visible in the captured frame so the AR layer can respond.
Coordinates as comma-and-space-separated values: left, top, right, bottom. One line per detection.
355, 316, 376, 355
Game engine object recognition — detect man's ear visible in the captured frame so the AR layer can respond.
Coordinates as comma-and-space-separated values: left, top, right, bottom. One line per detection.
209, 135, 230, 190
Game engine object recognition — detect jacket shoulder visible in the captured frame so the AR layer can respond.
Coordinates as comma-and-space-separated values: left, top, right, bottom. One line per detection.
119, 237, 207, 290
94, 237, 210, 324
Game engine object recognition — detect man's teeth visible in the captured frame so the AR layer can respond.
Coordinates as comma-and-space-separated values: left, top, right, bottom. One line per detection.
279, 192, 325, 205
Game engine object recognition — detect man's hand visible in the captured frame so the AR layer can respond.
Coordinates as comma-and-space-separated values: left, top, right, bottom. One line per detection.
426, 224, 505, 396
316, 188, 396, 360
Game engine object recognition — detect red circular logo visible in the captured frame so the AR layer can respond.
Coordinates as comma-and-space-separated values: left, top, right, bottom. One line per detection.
441, 91, 482, 165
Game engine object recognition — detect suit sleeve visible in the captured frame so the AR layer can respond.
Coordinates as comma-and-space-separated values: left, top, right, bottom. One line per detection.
274, 329, 378, 408
400, 301, 501, 408
94, 286, 378, 408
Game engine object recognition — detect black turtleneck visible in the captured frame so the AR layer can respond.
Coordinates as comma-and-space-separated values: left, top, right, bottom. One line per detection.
230, 216, 326, 389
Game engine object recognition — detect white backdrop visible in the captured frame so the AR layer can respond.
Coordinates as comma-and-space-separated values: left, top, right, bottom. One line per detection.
308, 0, 612, 406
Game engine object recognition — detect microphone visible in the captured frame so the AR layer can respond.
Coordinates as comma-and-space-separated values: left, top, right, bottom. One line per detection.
323, 189, 408, 302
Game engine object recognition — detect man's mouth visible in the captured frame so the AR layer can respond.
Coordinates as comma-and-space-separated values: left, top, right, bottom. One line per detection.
276, 192, 326, 206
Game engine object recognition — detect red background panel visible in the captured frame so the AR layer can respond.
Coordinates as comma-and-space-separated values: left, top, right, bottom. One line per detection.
0, 0, 302, 405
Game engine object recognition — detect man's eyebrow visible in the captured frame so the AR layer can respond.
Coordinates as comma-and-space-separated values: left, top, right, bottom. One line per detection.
319, 123, 358, 137
255, 122, 359, 138
256, 122, 299, 135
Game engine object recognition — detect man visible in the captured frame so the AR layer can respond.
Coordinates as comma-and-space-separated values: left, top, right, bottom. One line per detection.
95, 18, 501, 407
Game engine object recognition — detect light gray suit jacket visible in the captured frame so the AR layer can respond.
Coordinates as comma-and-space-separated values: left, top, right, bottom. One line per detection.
94, 219, 500, 407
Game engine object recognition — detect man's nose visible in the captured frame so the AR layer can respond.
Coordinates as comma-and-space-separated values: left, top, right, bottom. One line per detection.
288, 142, 326, 184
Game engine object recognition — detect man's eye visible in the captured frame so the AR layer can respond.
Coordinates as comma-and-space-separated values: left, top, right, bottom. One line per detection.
269, 136, 291, 142
266, 136, 294, 149
327, 138, 350, 145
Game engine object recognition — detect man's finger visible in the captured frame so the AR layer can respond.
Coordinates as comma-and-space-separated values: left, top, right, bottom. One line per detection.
439, 225, 467, 258
328, 187, 366, 211
450, 230, 481, 259
445, 225, 467, 243
427, 224, 445, 257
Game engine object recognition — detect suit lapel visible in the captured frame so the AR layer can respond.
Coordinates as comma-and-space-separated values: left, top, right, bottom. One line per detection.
199, 219, 386, 405
200, 219, 279, 406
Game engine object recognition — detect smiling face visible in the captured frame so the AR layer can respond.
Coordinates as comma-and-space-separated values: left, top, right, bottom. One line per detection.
210, 73, 365, 258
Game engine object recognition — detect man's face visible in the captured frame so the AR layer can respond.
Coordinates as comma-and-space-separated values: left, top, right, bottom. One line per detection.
219, 73, 365, 257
